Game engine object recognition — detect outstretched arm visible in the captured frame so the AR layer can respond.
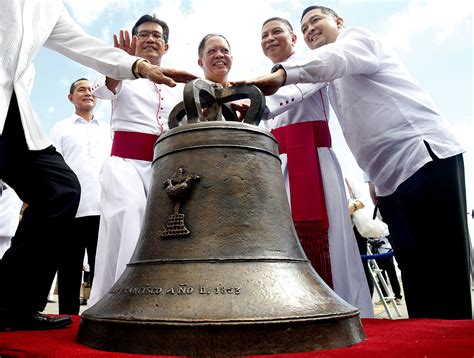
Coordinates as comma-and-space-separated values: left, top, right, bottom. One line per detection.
137, 62, 197, 87
46, 7, 197, 89
233, 68, 287, 96
263, 82, 328, 119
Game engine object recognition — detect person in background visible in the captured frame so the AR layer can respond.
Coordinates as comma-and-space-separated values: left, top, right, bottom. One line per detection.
88, 15, 184, 307
243, 5, 471, 319
49, 78, 111, 314
0, 0, 195, 331
258, 17, 372, 317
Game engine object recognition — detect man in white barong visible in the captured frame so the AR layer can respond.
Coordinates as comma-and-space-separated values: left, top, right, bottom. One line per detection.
259, 17, 373, 317
88, 15, 183, 306
0, 0, 195, 331
243, 5, 471, 319
49, 78, 112, 314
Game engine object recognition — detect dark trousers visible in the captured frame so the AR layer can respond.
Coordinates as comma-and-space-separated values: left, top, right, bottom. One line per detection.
0, 93, 80, 316
378, 148, 472, 319
376, 255, 402, 299
354, 227, 374, 296
57, 215, 99, 314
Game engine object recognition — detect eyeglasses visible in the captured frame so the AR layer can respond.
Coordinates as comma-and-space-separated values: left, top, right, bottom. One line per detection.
136, 31, 164, 41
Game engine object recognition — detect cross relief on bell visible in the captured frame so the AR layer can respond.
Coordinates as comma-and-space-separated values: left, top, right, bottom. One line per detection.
161, 168, 200, 238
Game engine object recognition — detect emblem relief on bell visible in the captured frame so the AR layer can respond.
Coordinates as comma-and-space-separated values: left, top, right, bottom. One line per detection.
77, 80, 365, 356
161, 167, 200, 238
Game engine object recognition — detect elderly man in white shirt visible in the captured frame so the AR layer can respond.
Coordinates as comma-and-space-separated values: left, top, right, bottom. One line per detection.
88, 15, 183, 307
49, 78, 112, 315
0, 0, 195, 331
259, 17, 373, 318
244, 5, 471, 319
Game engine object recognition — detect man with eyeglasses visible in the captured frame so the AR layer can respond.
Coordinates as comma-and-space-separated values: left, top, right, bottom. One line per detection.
0, 1, 195, 331
87, 15, 184, 307
243, 5, 471, 319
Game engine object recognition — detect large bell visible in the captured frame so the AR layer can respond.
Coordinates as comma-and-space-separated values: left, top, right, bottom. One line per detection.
77, 80, 365, 356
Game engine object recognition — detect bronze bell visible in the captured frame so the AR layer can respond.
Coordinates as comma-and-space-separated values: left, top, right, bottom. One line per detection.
77, 80, 365, 356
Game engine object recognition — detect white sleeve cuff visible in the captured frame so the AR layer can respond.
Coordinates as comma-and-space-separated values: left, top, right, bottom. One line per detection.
91, 75, 121, 100
283, 66, 300, 85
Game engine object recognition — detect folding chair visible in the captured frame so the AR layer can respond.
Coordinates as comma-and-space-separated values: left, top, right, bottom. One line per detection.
361, 248, 402, 319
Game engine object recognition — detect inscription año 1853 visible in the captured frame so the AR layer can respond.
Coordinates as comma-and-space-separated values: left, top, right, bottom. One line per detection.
110, 283, 241, 296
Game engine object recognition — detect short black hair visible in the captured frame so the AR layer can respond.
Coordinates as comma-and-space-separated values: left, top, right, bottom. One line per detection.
132, 14, 169, 43
69, 78, 88, 94
301, 5, 339, 22
198, 33, 231, 58
262, 17, 294, 33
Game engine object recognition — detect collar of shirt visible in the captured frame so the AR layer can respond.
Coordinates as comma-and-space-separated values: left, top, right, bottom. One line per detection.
71, 114, 99, 125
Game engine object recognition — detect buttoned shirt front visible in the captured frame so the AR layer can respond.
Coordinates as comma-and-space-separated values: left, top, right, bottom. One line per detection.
92, 77, 183, 135
283, 27, 463, 196
50, 115, 112, 217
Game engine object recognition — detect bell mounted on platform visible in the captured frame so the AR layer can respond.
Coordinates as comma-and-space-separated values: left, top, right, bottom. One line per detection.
77, 80, 365, 356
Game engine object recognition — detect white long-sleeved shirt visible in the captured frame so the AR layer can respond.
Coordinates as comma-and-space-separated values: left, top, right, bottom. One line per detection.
92, 76, 182, 135
1, 0, 140, 150
283, 27, 464, 196
49, 115, 112, 217
262, 54, 328, 127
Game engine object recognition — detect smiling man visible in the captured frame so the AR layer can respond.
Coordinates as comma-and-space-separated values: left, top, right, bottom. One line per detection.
49, 78, 111, 314
259, 17, 373, 317
246, 5, 471, 319
198, 34, 233, 86
87, 15, 183, 307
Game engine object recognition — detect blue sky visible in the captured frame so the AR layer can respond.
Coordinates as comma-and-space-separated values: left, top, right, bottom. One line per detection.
30, 0, 473, 211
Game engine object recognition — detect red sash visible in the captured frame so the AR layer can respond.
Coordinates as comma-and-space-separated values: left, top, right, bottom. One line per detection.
111, 131, 159, 162
271, 120, 333, 287
271, 120, 330, 225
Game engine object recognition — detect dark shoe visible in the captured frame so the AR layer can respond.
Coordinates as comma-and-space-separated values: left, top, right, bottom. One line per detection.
0, 312, 72, 331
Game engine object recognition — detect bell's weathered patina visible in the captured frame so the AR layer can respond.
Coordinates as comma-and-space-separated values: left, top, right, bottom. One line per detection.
77, 80, 365, 356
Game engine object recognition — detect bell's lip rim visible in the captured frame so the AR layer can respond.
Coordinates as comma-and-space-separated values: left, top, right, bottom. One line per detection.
157, 121, 277, 143
80, 309, 362, 325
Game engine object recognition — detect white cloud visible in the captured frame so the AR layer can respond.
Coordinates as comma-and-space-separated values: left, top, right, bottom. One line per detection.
140, 0, 309, 80
64, 0, 473, 72
382, 0, 473, 51
64, 0, 310, 79
65, 0, 128, 25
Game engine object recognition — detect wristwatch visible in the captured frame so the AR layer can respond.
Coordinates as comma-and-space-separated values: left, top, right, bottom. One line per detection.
271, 64, 285, 73
132, 58, 150, 78
270, 64, 287, 85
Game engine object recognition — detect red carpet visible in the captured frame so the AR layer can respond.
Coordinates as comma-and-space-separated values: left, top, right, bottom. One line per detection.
0, 317, 473, 357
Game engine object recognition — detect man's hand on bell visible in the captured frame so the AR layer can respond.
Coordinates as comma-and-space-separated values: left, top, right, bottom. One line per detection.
138, 61, 198, 87
232, 69, 286, 96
